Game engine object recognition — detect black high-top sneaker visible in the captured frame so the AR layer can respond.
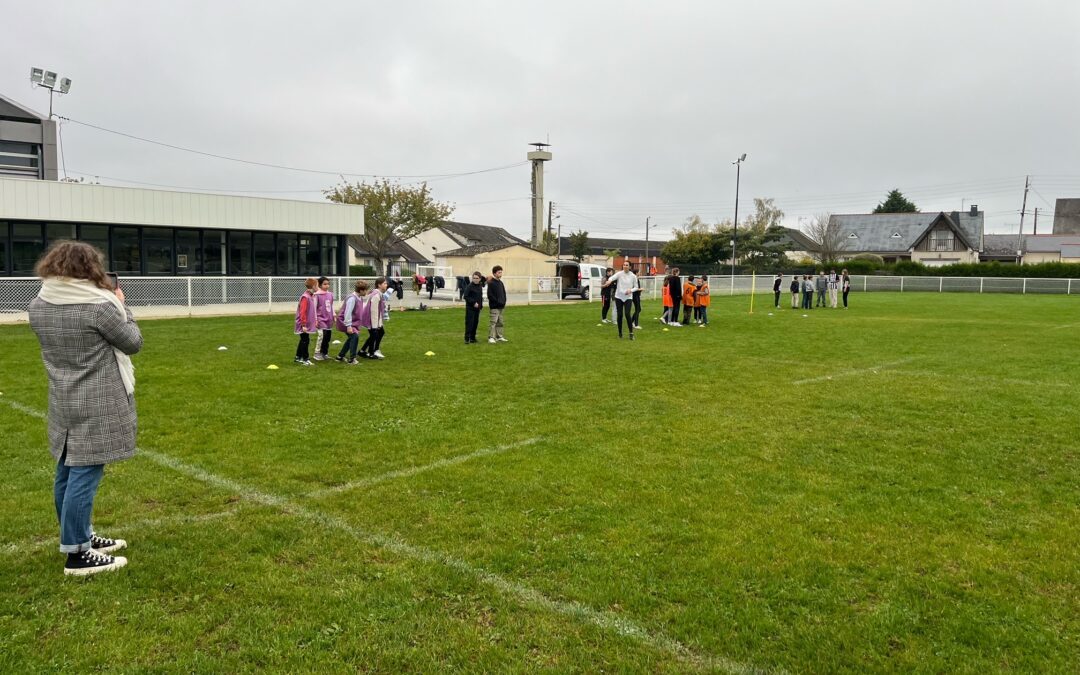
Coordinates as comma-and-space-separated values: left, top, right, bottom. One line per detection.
90, 533, 127, 554
64, 549, 127, 577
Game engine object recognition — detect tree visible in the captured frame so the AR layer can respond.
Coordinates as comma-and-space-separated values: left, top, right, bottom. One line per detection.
602, 248, 622, 262
740, 225, 790, 271
742, 198, 785, 235
568, 230, 590, 262
325, 179, 454, 269
802, 212, 849, 264
873, 189, 918, 214
538, 230, 559, 256
661, 215, 733, 267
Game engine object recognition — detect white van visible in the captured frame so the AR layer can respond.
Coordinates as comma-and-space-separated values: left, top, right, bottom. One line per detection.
555, 261, 608, 299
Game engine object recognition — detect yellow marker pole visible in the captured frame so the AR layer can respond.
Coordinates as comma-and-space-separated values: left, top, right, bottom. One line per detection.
749, 271, 756, 314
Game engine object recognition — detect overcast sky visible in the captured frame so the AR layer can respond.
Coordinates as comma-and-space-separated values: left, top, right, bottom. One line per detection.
3, 1, 1078, 240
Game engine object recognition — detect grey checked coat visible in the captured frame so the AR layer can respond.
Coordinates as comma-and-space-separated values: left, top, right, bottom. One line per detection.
28, 299, 143, 466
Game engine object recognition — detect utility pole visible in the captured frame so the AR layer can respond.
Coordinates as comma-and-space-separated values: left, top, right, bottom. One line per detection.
1017, 175, 1030, 261
547, 201, 554, 239
528, 142, 553, 247
1034, 207, 1039, 236
644, 216, 650, 274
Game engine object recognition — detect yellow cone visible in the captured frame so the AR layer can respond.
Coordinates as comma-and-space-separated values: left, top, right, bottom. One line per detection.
424, 351, 436, 356
266, 364, 279, 370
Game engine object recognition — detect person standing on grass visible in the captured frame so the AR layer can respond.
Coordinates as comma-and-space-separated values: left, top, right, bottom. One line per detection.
603, 261, 639, 339
28, 240, 141, 576
463, 271, 485, 344
842, 269, 851, 308
695, 276, 711, 326
790, 275, 800, 309
773, 273, 783, 309
827, 268, 840, 308
667, 267, 683, 326
359, 278, 388, 359
335, 280, 367, 364
313, 276, 334, 361
487, 265, 508, 344
600, 267, 615, 323
681, 275, 697, 325
660, 272, 674, 324
631, 274, 644, 329
815, 270, 827, 307
802, 274, 814, 310
294, 277, 318, 365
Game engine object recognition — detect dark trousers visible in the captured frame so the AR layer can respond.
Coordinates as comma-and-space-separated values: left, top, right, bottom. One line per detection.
843, 290, 850, 307
802, 291, 812, 309
319, 329, 332, 356
631, 293, 642, 326
295, 333, 310, 360
682, 303, 693, 324
670, 298, 681, 323
816, 289, 826, 306
601, 295, 611, 320
774, 290, 781, 308
615, 298, 634, 337
338, 332, 359, 359
465, 307, 481, 342
361, 327, 384, 355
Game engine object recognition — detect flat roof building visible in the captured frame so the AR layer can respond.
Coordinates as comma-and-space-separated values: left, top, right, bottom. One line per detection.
0, 94, 58, 180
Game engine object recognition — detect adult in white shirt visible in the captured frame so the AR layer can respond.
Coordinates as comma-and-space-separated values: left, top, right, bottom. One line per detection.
603, 261, 639, 340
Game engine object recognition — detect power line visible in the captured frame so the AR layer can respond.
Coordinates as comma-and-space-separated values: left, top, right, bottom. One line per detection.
56, 115, 527, 180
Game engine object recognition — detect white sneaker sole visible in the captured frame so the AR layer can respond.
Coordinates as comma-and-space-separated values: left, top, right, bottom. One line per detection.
65, 555, 128, 576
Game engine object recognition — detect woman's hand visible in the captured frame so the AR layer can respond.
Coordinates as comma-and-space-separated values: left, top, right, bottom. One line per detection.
114, 287, 126, 304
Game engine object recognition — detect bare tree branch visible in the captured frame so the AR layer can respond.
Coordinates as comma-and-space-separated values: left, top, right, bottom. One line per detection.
802, 213, 848, 264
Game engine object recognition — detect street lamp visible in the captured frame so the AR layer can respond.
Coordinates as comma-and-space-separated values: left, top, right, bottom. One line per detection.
731, 153, 746, 290
30, 67, 72, 118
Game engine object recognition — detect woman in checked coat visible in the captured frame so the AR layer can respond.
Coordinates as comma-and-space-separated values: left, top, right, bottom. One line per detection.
28, 240, 143, 577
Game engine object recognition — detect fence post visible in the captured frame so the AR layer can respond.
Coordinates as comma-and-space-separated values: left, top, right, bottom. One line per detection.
900, 277, 904, 293
1070, 279, 1073, 295
186, 277, 192, 314
939, 276, 943, 293
268, 278, 273, 311
863, 276, 867, 292
1023, 278, 1027, 295
980, 277, 984, 293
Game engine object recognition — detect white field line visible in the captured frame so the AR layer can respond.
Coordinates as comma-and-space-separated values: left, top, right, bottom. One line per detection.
1048, 321, 1080, 331
898, 370, 1074, 390
2, 508, 242, 557
792, 358, 919, 386
305, 437, 543, 499
4, 400, 765, 674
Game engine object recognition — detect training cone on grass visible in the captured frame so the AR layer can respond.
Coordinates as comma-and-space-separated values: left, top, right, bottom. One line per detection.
217, 346, 228, 351
332, 340, 341, 345
424, 351, 435, 356
662, 327, 670, 332
266, 364, 279, 370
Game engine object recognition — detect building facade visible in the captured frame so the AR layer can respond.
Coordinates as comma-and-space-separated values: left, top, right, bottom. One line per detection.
0, 95, 58, 180
0, 177, 363, 276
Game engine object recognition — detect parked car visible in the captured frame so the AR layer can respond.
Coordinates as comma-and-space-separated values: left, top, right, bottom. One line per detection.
555, 261, 606, 299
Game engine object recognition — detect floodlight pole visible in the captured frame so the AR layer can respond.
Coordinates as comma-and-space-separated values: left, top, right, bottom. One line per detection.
731, 154, 746, 294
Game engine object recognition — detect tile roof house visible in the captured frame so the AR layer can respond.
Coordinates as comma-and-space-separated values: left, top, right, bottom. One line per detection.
348, 237, 430, 275
1021, 234, 1080, 264
828, 209, 984, 266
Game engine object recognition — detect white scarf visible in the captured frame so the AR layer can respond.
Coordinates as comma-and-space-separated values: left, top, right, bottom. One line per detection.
37, 278, 136, 395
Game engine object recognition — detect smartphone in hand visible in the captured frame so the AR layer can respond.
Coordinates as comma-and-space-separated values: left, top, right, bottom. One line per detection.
106, 272, 119, 290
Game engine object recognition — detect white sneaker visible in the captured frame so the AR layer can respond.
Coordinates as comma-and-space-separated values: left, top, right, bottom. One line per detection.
633, 325, 642, 330
373, 350, 385, 359
312, 353, 325, 361
670, 322, 682, 327
488, 338, 497, 344
497, 337, 508, 342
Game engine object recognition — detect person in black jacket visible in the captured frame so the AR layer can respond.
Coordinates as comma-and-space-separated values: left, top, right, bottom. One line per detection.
599, 267, 615, 323
772, 273, 783, 309
426, 274, 436, 300
463, 271, 485, 343
666, 267, 682, 326
486, 265, 508, 343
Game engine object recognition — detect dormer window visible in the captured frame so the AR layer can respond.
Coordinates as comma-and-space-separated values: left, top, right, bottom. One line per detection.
891, 232, 902, 238
847, 232, 858, 239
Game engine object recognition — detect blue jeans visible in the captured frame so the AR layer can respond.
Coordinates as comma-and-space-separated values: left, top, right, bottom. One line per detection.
54, 447, 105, 553
338, 332, 359, 359
698, 306, 708, 324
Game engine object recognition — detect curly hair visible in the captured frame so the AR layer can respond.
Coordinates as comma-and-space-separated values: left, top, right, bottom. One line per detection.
34, 240, 111, 290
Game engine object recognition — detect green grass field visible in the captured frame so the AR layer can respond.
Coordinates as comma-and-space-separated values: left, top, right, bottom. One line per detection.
1, 293, 1077, 673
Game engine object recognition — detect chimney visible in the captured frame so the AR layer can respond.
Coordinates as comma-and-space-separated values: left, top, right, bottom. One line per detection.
969, 204, 978, 216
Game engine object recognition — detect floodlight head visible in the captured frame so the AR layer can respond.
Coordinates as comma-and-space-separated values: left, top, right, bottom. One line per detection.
31, 67, 45, 84
59, 78, 72, 94
739, 153, 747, 162
43, 71, 58, 87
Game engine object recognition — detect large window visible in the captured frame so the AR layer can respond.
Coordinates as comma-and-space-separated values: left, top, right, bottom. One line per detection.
12, 223, 44, 274
931, 229, 954, 252
253, 233, 275, 275
228, 231, 252, 275
321, 235, 339, 275
204, 230, 225, 274
46, 223, 77, 244
276, 233, 298, 275
112, 227, 141, 273
0, 140, 40, 178
0, 222, 8, 274
144, 227, 174, 274
299, 236, 320, 275
80, 225, 110, 262
175, 229, 201, 274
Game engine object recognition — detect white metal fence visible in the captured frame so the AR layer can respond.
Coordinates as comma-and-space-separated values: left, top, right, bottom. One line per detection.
1, 274, 1075, 323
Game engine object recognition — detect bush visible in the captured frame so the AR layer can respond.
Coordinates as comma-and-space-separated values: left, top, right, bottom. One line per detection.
893, 260, 927, 276
837, 258, 881, 275
349, 265, 377, 277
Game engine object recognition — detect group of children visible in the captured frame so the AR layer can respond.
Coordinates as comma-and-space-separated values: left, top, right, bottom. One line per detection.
294, 276, 391, 365
778, 269, 852, 310
660, 268, 711, 327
